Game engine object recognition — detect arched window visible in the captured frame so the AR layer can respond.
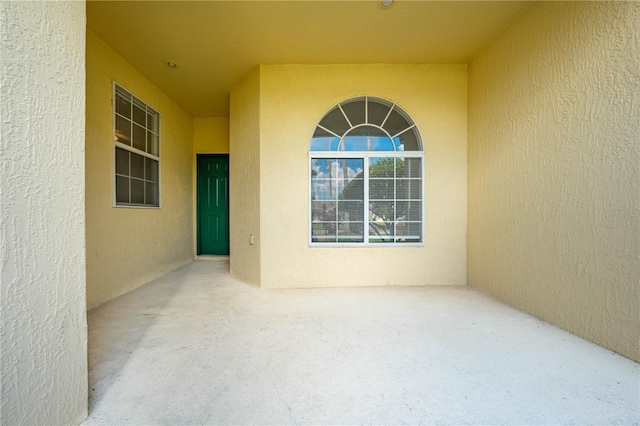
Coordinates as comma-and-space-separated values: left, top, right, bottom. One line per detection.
310, 96, 423, 245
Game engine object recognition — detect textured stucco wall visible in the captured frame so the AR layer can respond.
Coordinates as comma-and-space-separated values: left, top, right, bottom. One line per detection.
194, 117, 230, 154
259, 64, 468, 289
86, 31, 194, 309
1, 1, 88, 424
229, 68, 261, 284
468, 2, 640, 361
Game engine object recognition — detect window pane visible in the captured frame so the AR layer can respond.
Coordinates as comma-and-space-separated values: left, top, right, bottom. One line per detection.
115, 92, 131, 119
145, 157, 158, 181
145, 182, 158, 206
397, 201, 421, 221
310, 134, 339, 151
367, 99, 392, 126
341, 98, 365, 126
116, 175, 129, 204
131, 179, 145, 204
342, 126, 392, 151
318, 108, 350, 137
132, 123, 146, 151
339, 178, 363, 200
369, 219, 394, 243
396, 128, 420, 151
311, 200, 337, 222
313, 126, 332, 138
311, 158, 363, 200
341, 137, 368, 151
397, 222, 421, 242
311, 179, 336, 201
133, 102, 146, 127
369, 179, 394, 200
382, 107, 412, 137
370, 201, 394, 222
147, 109, 159, 133
312, 222, 336, 242
130, 152, 145, 179
311, 157, 365, 244
369, 157, 395, 177
397, 179, 421, 200
115, 147, 129, 176
337, 200, 364, 222
337, 223, 364, 243
147, 131, 159, 156
115, 115, 131, 146
398, 158, 422, 177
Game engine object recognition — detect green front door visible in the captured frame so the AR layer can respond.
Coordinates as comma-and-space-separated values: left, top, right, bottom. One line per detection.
197, 155, 229, 255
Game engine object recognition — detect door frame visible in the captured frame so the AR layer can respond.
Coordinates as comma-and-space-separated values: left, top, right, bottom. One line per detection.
196, 154, 230, 255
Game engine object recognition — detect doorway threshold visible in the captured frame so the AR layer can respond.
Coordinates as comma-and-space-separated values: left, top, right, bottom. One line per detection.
196, 255, 229, 261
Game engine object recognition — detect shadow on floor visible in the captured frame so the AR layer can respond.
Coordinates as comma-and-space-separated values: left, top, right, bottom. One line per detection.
87, 259, 231, 410
84, 260, 640, 425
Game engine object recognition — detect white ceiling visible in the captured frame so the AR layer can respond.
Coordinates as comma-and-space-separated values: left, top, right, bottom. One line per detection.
87, 1, 533, 117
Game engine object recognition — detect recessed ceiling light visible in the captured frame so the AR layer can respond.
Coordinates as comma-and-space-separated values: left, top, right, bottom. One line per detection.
166, 61, 178, 68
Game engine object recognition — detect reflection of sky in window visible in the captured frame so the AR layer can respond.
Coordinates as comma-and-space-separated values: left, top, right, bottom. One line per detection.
370, 157, 393, 167
310, 136, 406, 151
310, 137, 340, 151
343, 136, 392, 151
311, 159, 363, 200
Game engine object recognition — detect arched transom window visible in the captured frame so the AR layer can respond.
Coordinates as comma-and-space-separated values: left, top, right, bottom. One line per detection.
310, 96, 423, 245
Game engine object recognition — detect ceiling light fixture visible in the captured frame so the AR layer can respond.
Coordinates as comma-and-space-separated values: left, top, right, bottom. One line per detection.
380, 0, 394, 8
166, 60, 178, 68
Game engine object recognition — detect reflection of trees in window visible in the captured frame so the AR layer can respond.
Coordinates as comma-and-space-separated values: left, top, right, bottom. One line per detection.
310, 96, 423, 245
340, 158, 421, 243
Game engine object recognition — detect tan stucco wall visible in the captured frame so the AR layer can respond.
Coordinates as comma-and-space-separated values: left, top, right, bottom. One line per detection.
468, 2, 640, 362
86, 31, 194, 309
229, 68, 261, 285
194, 117, 230, 154
256, 64, 467, 288
1, 1, 88, 424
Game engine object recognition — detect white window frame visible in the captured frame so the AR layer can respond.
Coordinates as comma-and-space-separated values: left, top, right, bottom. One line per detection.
309, 152, 424, 247
309, 96, 424, 247
112, 82, 161, 208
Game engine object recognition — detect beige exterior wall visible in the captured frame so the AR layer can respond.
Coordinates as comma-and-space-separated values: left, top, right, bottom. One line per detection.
229, 68, 261, 285
194, 117, 230, 154
1, 1, 88, 424
86, 31, 194, 309
255, 64, 468, 288
468, 2, 640, 361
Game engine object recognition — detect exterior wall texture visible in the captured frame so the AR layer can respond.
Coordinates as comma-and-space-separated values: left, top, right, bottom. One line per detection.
194, 117, 230, 154
468, 2, 640, 361
229, 68, 261, 285
258, 64, 468, 289
0, 1, 88, 424
86, 31, 194, 309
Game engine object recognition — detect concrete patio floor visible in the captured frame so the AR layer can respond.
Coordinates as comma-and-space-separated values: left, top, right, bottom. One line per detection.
84, 259, 639, 425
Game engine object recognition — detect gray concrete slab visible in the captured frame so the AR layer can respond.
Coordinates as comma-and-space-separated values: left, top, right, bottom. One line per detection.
84, 260, 639, 425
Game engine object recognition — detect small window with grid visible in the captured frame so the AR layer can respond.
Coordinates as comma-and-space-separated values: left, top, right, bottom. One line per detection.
113, 83, 160, 207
